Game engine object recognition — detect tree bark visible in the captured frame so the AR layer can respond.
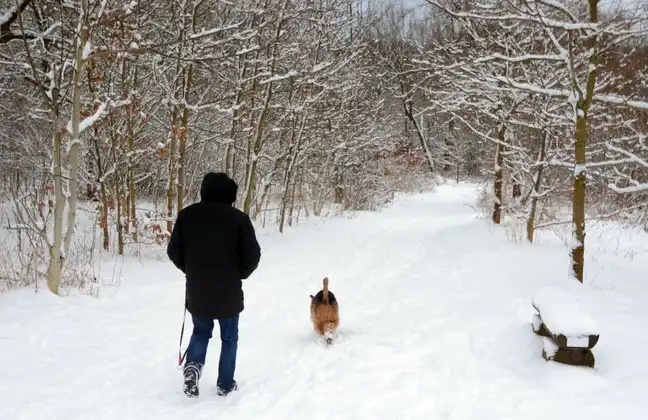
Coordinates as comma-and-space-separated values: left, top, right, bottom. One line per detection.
166, 110, 178, 235
527, 130, 547, 243
127, 62, 139, 242
62, 19, 88, 262
492, 124, 506, 225
571, 114, 587, 282
177, 65, 192, 214
571, 0, 598, 283
47, 129, 64, 295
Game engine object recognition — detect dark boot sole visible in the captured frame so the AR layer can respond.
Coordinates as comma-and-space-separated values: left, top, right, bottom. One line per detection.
217, 383, 238, 396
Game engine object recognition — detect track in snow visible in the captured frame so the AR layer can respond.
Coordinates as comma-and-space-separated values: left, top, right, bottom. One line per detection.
1, 182, 648, 419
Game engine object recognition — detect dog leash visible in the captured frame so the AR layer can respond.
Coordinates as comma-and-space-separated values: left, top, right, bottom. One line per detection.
177, 304, 188, 369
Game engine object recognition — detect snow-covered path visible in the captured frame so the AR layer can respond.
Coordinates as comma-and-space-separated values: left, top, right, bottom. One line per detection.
2, 183, 648, 419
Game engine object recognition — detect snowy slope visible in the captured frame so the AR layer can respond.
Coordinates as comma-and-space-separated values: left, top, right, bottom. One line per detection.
2, 182, 648, 419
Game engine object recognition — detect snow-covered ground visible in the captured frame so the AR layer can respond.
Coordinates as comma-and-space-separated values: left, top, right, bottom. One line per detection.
2, 182, 648, 419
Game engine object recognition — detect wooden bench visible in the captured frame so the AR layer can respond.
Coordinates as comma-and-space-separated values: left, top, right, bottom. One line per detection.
531, 287, 599, 368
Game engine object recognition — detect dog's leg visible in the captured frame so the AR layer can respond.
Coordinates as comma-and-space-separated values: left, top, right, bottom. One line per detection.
323, 321, 336, 345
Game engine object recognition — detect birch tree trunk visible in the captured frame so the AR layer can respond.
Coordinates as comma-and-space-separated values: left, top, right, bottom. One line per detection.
47, 3, 91, 294
46, 129, 64, 295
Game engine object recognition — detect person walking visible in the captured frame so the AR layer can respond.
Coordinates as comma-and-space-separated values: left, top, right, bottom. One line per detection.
167, 172, 261, 398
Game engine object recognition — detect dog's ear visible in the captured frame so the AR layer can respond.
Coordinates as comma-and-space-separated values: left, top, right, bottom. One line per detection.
309, 295, 314, 299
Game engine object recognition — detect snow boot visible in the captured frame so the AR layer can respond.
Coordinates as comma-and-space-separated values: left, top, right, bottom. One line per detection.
183, 363, 201, 398
217, 381, 238, 397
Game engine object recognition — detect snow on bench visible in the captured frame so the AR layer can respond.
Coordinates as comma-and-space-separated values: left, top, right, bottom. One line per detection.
532, 287, 599, 346
531, 286, 599, 368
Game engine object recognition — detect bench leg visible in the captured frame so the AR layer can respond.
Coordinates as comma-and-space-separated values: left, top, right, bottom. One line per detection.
543, 347, 595, 368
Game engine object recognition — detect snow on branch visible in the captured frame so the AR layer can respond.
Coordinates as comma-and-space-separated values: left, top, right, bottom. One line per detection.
474, 52, 567, 64
595, 94, 648, 111
425, 0, 599, 31
189, 21, 245, 40
65, 100, 121, 136
604, 142, 648, 194
259, 70, 299, 85
608, 182, 648, 194
492, 76, 648, 111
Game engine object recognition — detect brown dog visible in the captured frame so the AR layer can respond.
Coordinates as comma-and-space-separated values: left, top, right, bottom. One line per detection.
310, 277, 340, 345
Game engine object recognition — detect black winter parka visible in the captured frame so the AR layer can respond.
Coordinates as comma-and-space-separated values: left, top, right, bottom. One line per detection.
167, 172, 261, 319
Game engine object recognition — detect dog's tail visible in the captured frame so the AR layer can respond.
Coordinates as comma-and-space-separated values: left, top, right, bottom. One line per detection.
322, 277, 329, 304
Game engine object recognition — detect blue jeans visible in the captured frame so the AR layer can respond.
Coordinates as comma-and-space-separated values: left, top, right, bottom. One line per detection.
185, 314, 239, 391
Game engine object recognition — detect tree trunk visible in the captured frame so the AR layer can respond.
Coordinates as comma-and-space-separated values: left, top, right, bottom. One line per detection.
527, 130, 547, 243
298, 167, 308, 218
115, 179, 124, 255
492, 125, 505, 224
571, 114, 587, 282
100, 185, 110, 251
279, 179, 290, 233
254, 182, 272, 220
225, 86, 243, 176
570, 0, 598, 283
62, 20, 88, 263
334, 168, 344, 204
402, 100, 434, 173
128, 134, 137, 242
87, 55, 109, 251
242, 0, 289, 215
91, 135, 109, 251
279, 117, 301, 233
110, 124, 124, 255
47, 129, 64, 295
177, 116, 187, 213
49, 12, 89, 294
122, 190, 129, 235
287, 168, 299, 227
512, 181, 521, 200
127, 99, 137, 242
176, 94, 190, 214
166, 110, 178, 234
129, 58, 140, 243
177, 31, 194, 213
225, 11, 260, 176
